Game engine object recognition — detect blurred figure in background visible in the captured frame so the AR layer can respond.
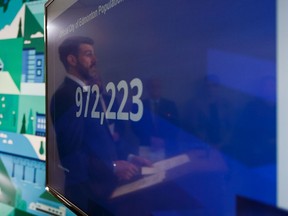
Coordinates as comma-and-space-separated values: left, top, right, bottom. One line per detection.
183, 75, 233, 150
132, 78, 179, 160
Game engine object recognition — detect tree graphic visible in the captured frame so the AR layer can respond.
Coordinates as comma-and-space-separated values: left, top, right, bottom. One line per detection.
27, 109, 34, 135
39, 141, 44, 155
20, 114, 26, 134
17, 18, 22, 38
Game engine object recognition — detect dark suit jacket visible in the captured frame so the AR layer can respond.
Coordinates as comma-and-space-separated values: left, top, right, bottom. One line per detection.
50, 77, 118, 213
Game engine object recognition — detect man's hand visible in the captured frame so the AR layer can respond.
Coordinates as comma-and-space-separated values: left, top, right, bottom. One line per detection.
129, 155, 152, 167
114, 160, 139, 181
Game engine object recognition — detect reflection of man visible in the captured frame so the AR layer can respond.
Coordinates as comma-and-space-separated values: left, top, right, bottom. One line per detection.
132, 78, 179, 158
50, 36, 150, 215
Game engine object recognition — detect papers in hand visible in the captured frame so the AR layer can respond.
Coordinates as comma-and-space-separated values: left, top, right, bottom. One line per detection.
111, 171, 166, 198
111, 154, 190, 198
141, 154, 190, 175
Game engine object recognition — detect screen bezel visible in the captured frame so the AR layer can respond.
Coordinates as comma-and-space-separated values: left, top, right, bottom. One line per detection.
45, 0, 88, 215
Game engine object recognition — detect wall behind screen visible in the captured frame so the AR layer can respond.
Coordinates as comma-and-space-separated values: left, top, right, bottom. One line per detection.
0, 1, 75, 215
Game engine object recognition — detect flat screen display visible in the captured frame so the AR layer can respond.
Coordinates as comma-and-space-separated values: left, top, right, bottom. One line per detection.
45, 0, 288, 215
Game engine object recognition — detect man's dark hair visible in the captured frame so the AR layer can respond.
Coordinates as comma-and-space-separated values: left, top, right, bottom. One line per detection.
58, 36, 94, 71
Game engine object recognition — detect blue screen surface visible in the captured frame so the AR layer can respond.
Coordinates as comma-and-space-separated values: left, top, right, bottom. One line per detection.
46, 0, 283, 215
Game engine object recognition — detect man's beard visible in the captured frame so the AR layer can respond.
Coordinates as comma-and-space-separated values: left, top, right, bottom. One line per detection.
77, 63, 100, 83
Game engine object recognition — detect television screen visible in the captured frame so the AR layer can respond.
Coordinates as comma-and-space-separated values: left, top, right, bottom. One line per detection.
45, 0, 288, 215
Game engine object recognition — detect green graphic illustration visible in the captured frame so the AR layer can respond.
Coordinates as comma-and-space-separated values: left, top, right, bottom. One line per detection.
17, 18, 23, 38
0, 39, 23, 89
39, 140, 44, 155
0, 0, 11, 12
0, 95, 19, 132
27, 109, 33, 134
20, 114, 26, 134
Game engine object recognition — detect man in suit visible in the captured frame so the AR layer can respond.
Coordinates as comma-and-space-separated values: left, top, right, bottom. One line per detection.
50, 36, 150, 215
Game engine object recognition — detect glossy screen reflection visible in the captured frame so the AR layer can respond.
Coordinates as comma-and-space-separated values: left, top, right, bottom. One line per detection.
45, 0, 283, 215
